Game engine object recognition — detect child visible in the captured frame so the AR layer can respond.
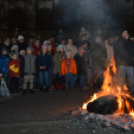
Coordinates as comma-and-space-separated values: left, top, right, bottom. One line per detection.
73, 46, 85, 90
19, 50, 25, 90
53, 45, 65, 90
47, 43, 55, 90
8, 52, 20, 94
37, 45, 52, 92
61, 50, 77, 90
0, 48, 10, 87
0, 70, 10, 97
10, 44, 19, 59
23, 46, 37, 95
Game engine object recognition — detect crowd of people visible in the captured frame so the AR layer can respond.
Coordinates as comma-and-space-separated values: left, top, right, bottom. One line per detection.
0, 27, 134, 96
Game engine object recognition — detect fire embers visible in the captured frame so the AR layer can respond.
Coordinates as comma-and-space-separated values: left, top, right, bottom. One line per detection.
82, 56, 134, 116
86, 95, 134, 115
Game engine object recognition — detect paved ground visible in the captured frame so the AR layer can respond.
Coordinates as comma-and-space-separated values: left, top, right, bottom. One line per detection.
0, 87, 96, 134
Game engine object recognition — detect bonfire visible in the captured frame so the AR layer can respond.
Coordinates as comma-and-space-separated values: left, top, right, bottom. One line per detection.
82, 56, 134, 117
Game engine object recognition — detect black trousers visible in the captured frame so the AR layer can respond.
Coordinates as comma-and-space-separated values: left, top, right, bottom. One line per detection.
10, 77, 20, 93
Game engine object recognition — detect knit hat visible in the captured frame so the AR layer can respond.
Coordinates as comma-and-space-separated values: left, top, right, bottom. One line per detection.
18, 35, 24, 41
47, 43, 52, 47
57, 45, 64, 52
42, 44, 48, 49
26, 46, 33, 52
1, 47, 7, 52
20, 50, 25, 55
43, 40, 49, 45
11, 45, 19, 51
78, 46, 85, 53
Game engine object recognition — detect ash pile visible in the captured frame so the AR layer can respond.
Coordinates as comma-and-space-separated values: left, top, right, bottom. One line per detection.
68, 95, 134, 133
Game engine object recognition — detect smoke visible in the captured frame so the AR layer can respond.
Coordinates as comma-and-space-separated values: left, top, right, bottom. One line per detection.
58, 0, 132, 31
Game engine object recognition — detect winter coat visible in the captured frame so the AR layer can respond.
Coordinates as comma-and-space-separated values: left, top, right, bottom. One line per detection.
37, 53, 52, 72
32, 44, 41, 57
53, 52, 64, 74
8, 60, 20, 78
114, 38, 134, 66
61, 58, 77, 75
90, 43, 107, 69
18, 42, 27, 51
24, 54, 36, 75
64, 44, 78, 58
0, 55, 10, 73
19, 55, 25, 77
83, 47, 91, 66
74, 53, 85, 75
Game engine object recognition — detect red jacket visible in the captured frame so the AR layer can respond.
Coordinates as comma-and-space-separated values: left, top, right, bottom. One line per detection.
32, 44, 42, 57
8, 60, 20, 78
51, 43, 57, 52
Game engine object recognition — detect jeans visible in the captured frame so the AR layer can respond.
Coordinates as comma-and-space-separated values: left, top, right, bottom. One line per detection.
3, 72, 10, 88
39, 71, 49, 88
118, 65, 133, 91
48, 67, 54, 87
33, 76, 40, 89
56, 73, 65, 83
73, 75, 84, 88
65, 73, 74, 90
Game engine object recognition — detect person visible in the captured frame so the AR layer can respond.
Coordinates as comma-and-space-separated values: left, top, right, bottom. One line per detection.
23, 46, 37, 95
64, 39, 77, 58
60, 40, 66, 45
109, 35, 114, 46
10, 44, 19, 58
8, 52, 20, 94
0, 48, 10, 87
19, 50, 25, 90
50, 38, 57, 52
73, 46, 85, 90
104, 38, 114, 66
17, 35, 27, 51
82, 41, 92, 85
32, 39, 41, 57
3, 37, 12, 52
27, 36, 34, 46
61, 50, 77, 90
53, 45, 65, 90
37, 45, 52, 92
114, 30, 134, 92
56, 28, 65, 43
90, 34, 107, 88
47, 44, 55, 90
79, 26, 90, 40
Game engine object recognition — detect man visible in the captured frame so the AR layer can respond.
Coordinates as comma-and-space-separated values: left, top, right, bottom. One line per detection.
114, 30, 134, 92
65, 39, 77, 58
90, 34, 107, 88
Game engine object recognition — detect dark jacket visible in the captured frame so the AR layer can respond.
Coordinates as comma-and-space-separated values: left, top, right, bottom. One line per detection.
0, 55, 10, 73
24, 54, 36, 75
83, 47, 90, 66
18, 42, 27, 51
90, 43, 107, 69
19, 55, 25, 77
114, 38, 134, 66
74, 53, 85, 75
37, 53, 52, 72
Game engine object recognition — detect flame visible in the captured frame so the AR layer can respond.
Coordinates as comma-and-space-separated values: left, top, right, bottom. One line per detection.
82, 56, 134, 116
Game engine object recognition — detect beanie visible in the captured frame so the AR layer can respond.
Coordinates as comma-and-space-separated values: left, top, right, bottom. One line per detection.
26, 46, 33, 52
20, 50, 25, 55
57, 45, 64, 52
18, 35, 24, 41
47, 43, 52, 47
42, 44, 48, 49
43, 40, 49, 45
1, 47, 7, 52
11, 45, 19, 51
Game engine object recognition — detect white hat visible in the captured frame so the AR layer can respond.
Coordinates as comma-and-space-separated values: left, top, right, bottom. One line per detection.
18, 35, 24, 41
20, 50, 25, 55
43, 40, 49, 45
11, 45, 19, 51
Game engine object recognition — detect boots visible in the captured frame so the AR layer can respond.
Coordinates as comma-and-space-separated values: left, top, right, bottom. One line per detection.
55, 83, 59, 90
61, 83, 65, 90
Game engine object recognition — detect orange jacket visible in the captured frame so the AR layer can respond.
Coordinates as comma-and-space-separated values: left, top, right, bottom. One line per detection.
61, 58, 77, 75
